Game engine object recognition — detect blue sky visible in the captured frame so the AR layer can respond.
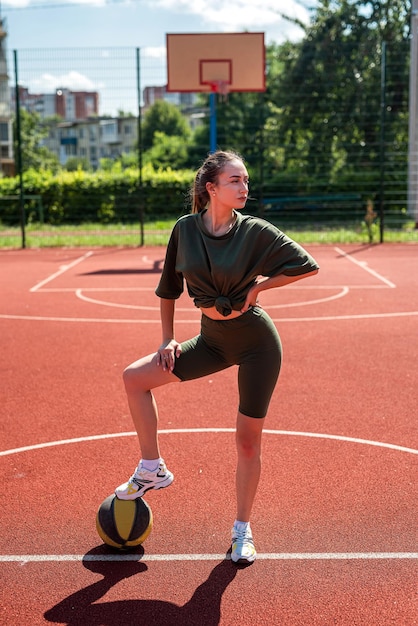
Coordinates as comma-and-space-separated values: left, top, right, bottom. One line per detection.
4, 0, 314, 115
3, 0, 312, 51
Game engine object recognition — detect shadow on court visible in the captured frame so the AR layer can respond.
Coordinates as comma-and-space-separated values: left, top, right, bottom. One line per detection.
44, 549, 238, 626
80, 262, 164, 276
334, 243, 376, 258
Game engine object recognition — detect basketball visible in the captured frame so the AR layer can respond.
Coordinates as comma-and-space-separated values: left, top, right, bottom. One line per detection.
96, 494, 153, 550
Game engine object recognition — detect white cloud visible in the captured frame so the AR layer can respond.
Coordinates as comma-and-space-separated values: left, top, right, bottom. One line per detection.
144, 46, 166, 59
150, 0, 310, 42
69, 0, 105, 5
4, 0, 311, 44
3, 0, 107, 5
29, 70, 103, 92
3, 0, 31, 7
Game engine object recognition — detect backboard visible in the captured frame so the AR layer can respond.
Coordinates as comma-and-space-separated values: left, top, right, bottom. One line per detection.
166, 32, 265, 93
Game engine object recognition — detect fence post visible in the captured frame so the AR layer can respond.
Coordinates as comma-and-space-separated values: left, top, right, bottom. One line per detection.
378, 41, 387, 244
136, 47, 144, 246
408, 1, 418, 228
13, 50, 26, 249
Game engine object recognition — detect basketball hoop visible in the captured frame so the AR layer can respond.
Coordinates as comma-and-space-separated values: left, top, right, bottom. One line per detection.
166, 33, 266, 149
210, 80, 230, 102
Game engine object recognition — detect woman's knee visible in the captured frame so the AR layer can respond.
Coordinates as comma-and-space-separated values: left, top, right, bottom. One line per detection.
236, 437, 260, 461
122, 358, 151, 392
235, 414, 264, 459
123, 364, 139, 392
123, 353, 179, 393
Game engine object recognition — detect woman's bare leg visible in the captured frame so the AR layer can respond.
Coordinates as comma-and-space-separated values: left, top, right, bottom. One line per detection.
235, 412, 265, 522
123, 352, 180, 459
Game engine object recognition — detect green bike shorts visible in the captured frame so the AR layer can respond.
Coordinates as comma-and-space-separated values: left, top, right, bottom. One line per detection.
173, 306, 282, 418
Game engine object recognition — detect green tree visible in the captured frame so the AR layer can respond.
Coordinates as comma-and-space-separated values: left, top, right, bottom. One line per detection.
143, 131, 190, 169
265, 0, 410, 195
142, 100, 191, 150
14, 110, 60, 173
185, 90, 268, 186
65, 156, 91, 172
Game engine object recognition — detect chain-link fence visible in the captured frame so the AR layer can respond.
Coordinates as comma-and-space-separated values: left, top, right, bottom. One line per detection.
3, 40, 416, 248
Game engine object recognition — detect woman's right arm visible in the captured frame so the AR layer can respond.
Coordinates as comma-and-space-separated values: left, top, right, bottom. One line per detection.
157, 298, 182, 372
160, 297, 176, 342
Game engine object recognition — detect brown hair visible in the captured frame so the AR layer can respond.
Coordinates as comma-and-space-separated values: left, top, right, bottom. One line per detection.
191, 150, 244, 213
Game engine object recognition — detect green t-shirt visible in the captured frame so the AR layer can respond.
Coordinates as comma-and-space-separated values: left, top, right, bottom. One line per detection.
155, 210, 319, 316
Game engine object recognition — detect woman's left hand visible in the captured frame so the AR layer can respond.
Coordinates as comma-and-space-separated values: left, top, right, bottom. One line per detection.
240, 285, 260, 313
157, 339, 182, 372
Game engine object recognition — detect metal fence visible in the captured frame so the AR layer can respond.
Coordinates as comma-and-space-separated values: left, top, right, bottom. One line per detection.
4, 41, 416, 248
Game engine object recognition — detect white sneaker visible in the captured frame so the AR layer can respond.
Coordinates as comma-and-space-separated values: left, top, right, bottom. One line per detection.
115, 460, 174, 500
231, 523, 256, 564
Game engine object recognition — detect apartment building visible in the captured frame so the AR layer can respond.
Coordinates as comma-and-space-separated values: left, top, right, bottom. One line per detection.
143, 85, 197, 111
12, 86, 99, 121
17, 80, 200, 169
43, 116, 138, 169
0, 17, 14, 176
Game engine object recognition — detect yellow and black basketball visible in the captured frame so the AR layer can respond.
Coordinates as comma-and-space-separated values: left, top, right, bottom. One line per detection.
96, 494, 153, 550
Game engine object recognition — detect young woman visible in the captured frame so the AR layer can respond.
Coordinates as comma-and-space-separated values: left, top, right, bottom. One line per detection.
115, 150, 319, 564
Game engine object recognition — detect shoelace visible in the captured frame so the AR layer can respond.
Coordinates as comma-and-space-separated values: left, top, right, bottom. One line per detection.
233, 527, 253, 543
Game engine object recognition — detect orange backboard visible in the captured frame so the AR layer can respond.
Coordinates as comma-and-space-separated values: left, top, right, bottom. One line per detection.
166, 32, 265, 93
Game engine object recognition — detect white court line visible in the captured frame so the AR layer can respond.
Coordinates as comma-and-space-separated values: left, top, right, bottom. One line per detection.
34, 287, 155, 293
26, 249, 395, 297
1, 428, 417, 457
1, 431, 416, 565
29, 251, 93, 292
1, 553, 417, 563
74, 286, 350, 311
23, 248, 398, 318
334, 247, 396, 288
76, 289, 160, 310
35, 285, 391, 293
1, 310, 418, 323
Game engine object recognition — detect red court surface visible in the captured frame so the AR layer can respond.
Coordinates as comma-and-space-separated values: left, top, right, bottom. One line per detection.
0, 244, 417, 625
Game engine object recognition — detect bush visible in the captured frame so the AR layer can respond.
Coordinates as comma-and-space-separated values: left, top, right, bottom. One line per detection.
0, 165, 195, 225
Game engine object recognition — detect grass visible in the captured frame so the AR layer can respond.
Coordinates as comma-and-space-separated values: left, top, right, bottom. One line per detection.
0, 221, 175, 249
0, 218, 417, 248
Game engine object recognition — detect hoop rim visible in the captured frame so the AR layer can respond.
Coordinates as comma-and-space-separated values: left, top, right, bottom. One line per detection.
208, 79, 230, 95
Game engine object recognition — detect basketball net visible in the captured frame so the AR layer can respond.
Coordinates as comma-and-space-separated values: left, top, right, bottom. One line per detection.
210, 80, 230, 103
